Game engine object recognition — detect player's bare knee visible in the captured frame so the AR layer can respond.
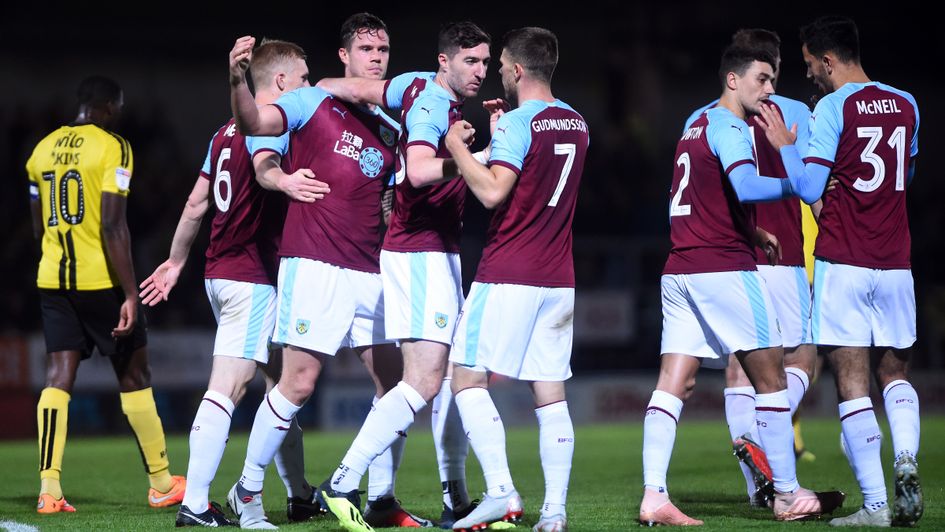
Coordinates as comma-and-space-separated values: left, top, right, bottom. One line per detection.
784, 344, 817, 379
872, 347, 910, 388
450, 364, 486, 394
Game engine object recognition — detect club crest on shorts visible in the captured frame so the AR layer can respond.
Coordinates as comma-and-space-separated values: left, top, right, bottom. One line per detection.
434, 312, 448, 329
296, 319, 310, 335
379, 124, 397, 146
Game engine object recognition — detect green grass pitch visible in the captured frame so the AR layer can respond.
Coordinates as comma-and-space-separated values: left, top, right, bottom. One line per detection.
1, 417, 941, 530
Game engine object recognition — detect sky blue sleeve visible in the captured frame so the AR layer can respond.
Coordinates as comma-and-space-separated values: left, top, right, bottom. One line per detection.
709, 112, 793, 202
682, 101, 715, 133
405, 95, 449, 149
907, 94, 920, 157
199, 135, 214, 176
707, 113, 756, 173
779, 145, 831, 204
728, 163, 793, 202
275, 87, 330, 133
246, 132, 289, 158
384, 71, 426, 110
806, 96, 842, 165
489, 111, 531, 173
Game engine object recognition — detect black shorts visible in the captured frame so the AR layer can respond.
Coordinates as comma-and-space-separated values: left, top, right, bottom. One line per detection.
39, 287, 148, 359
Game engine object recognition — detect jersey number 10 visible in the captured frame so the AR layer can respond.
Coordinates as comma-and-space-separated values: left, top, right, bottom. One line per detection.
41, 170, 85, 226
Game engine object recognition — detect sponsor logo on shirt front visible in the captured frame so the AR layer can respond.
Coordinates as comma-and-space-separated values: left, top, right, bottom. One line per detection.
334, 129, 364, 161
359, 147, 384, 178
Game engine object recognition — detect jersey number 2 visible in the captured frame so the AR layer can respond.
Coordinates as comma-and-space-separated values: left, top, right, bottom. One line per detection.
670, 153, 691, 217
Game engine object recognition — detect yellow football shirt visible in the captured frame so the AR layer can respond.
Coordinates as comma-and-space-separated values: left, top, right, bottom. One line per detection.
26, 124, 133, 290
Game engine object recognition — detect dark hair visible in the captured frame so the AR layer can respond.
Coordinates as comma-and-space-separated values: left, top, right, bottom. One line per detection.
800, 16, 860, 63
76, 75, 122, 108
340, 12, 388, 49
249, 39, 307, 88
438, 21, 491, 56
718, 45, 777, 84
731, 28, 781, 59
502, 27, 558, 83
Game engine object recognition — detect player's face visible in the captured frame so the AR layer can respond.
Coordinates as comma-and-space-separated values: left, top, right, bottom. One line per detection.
341, 29, 390, 79
443, 43, 491, 99
284, 57, 311, 91
498, 50, 518, 104
737, 61, 775, 116
802, 44, 831, 94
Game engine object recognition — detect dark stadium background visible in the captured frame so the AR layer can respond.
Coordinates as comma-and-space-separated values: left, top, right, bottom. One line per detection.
1, 2, 942, 434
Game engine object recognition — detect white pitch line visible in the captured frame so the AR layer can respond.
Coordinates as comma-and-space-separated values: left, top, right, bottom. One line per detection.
0, 521, 40, 532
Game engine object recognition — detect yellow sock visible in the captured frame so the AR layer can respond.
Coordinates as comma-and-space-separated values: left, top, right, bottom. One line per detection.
120, 388, 172, 492
37, 387, 70, 499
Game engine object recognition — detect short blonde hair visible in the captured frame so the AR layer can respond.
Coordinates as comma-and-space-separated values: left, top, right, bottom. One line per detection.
249, 39, 306, 89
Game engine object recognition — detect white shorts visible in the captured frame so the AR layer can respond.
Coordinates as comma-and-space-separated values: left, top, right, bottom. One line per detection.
758, 265, 812, 348
660, 271, 782, 369
204, 279, 277, 363
450, 282, 574, 381
381, 250, 463, 344
812, 260, 916, 348
272, 257, 389, 354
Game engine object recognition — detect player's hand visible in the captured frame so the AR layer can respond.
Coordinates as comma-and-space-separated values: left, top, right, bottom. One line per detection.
483, 99, 510, 136
230, 36, 255, 85
754, 226, 782, 266
278, 168, 330, 203
446, 121, 476, 153
113, 296, 138, 337
757, 103, 797, 150
139, 260, 183, 306
826, 176, 839, 192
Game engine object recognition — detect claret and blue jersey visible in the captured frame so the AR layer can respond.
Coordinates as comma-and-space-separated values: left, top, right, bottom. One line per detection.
475, 99, 589, 288
804, 81, 918, 269
251, 86, 400, 273
381, 71, 467, 254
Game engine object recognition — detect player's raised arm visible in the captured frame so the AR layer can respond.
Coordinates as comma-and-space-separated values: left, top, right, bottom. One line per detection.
139, 177, 211, 306
229, 36, 285, 136
757, 104, 831, 204
445, 120, 516, 209
315, 77, 387, 106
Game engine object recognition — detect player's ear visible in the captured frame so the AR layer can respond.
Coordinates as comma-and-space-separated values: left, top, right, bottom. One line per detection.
338, 47, 349, 66
437, 53, 450, 72
822, 54, 833, 76
725, 71, 738, 91
276, 73, 286, 91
